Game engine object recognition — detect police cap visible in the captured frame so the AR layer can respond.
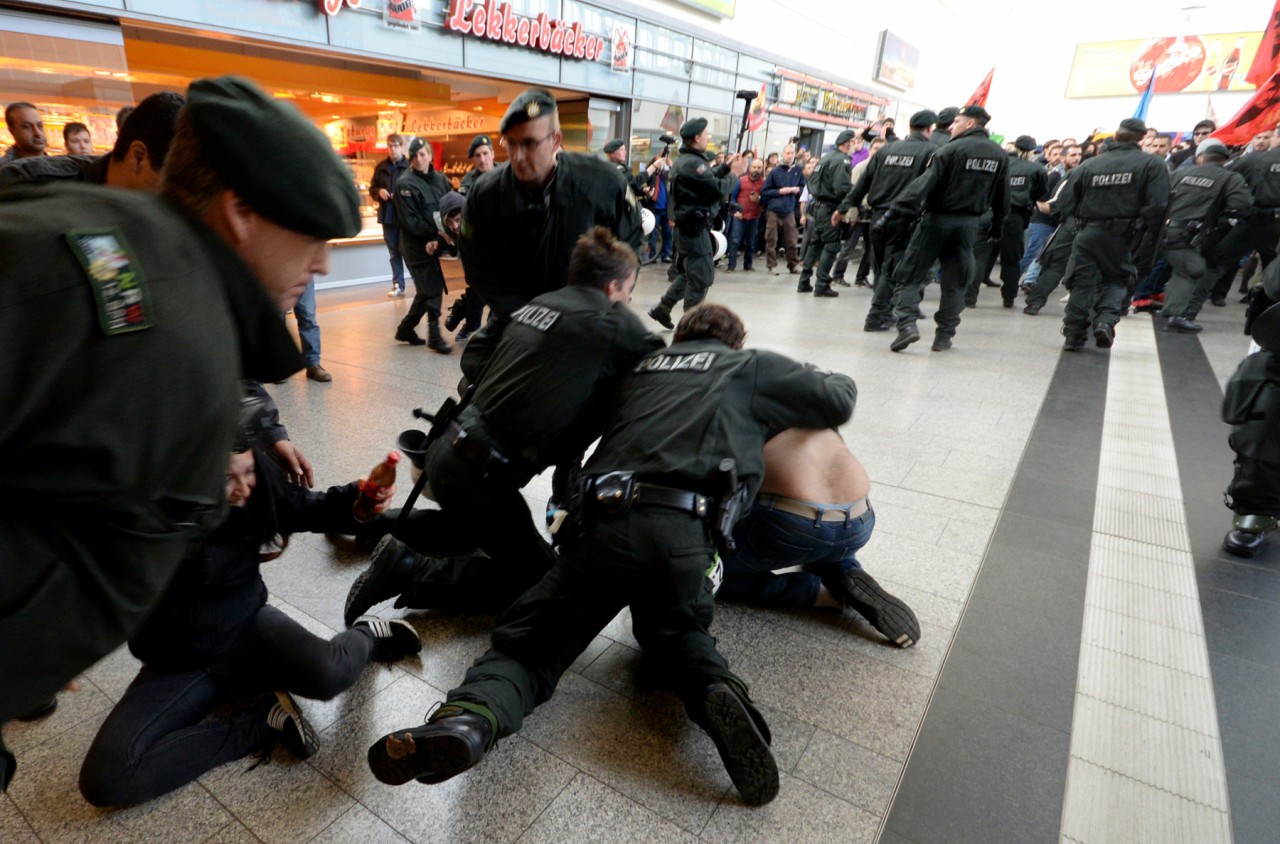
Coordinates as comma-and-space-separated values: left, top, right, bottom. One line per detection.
186, 76, 360, 239
407, 137, 428, 158
1118, 117, 1147, 134
603, 138, 624, 154
500, 89, 557, 134
959, 104, 990, 124
935, 106, 959, 128
468, 134, 493, 157
834, 129, 858, 147
1014, 134, 1037, 152
909, 109, 938, 129
679, 117, 708, 141
1196, 137, 1228, 158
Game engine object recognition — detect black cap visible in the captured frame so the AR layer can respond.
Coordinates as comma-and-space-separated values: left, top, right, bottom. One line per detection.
834, 129, 857, 146
185, 76, 360, 239
603, 138, 624, 154
1014, 134, 1037, 152
1119, 118, 1147, 134
909, 109, 938, 129
439, 191, 464, 219
407, 137, 428, 158
500, 89, 557, 134
959, 104, 990, 124
468, 134, 492, 157
936, 106, 959, 128
679, 117, 708, 141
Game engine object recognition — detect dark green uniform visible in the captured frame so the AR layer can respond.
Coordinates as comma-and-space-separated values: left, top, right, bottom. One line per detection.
989, 155, 1048, 305
390, 284, 663, 612
654, 146, 736, 319
0, 184, 302, 781
394, 165, 456, 345
1159, 163, 1252, 321
1056, 142, 1171, 343
1206, 148, 1280, 302
444, 339, 855, 746
889, 126, 1010, 344
0, 153, 106, 185
1023, 168, 1081, 312
1223, 349, 1280, 517
797, 148, 853, 296
839, 131, 936, 329
458, 167, 481, 196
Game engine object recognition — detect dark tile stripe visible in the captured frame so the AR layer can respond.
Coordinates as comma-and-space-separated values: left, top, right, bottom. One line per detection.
1155, 329, 1280, 843
881, 350, 1109, 844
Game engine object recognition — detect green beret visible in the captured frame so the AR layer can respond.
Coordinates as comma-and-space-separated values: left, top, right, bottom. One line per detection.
468, 134, 492, 157
959, 104, 990, 124
680, 117, 708, 141
501, 89, 557, 134
185, 76, 360, 239
1118, 117, 1146, 134
935, 106, 959, 127
834, 129, 857, 146
408, 137, 427, 158
603, 138, 624, 154
1014, 134, 1037, 152
909, 109, 938, 128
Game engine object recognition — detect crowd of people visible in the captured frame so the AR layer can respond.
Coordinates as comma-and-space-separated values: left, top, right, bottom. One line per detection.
3, 71, 1278, 821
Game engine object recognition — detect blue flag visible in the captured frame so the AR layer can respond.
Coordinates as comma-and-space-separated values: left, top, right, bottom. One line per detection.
1133, 73, 1155, 120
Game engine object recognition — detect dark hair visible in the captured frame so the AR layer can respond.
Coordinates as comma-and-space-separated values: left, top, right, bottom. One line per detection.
4, 101, 38, 129
161, 109, 227, 217
112, 92, 185, 168
674, 304, 746, 349
566, 225, 638, 292
1193, 119, 1217, 133
115, 105, 133, 131
63, 122, 89, 143
1114, 128, 1142, 144
387, 132, 404, 146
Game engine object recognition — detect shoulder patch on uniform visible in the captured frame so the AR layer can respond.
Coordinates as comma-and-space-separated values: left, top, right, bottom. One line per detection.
696, 163, 708, 174
64, 228, 153, 336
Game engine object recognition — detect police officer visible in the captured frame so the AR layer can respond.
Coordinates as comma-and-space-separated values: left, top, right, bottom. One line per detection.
1158, 138, 1252, 332
344, 227, 663, 621
394, 137, 457, 353
366, 304, 855, 808
969, 135, 1048, 308
1221, 304, 1280, 557
796, 129, 857, 298
0, 75, 360, 789
1056, 118, 1171, 350
930, 107, 958, 147
647, 117, 747, 329
458, 134, 494, 196
1203, 130, 1280, 304
834, 110, 938, 331
884, 104, 1009, 352
459, 89, 641, 321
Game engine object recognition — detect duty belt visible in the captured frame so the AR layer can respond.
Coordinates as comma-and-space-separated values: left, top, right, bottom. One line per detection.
576, 472, 709, 519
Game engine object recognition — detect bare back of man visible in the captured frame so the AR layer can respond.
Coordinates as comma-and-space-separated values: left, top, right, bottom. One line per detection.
759, 428, 869, 504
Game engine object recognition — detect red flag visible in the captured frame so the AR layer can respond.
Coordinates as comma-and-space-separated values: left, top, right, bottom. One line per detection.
966, 69, 993, 107
1247, 0, 1280, 86
1212, 69, 1280, 145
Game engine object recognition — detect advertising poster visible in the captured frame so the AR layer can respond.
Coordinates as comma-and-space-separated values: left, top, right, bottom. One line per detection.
1067, 33, 1262, 97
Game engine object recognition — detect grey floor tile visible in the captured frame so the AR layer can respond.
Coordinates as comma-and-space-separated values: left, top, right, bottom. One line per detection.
1, 794, 39, 844
760, 606, 949, 679
857, 533, 983, 606
309, 803, 410, 844
2, 677, 113, 756
793, 729, 903, 817
81, 645, 143, 704
700, 771, 880, 844
517, 773, 700, 844
392, 612, 498, 695
203, 820, 263, 843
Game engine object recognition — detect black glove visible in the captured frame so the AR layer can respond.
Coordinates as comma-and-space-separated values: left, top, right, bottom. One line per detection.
987, 225, 1003, 243
870, 210, 894, 237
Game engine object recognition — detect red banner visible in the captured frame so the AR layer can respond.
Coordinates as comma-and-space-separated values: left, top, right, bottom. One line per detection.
1212, 69, 1280, 145
1246, 0, 1280, 85
967, 69, 993, 107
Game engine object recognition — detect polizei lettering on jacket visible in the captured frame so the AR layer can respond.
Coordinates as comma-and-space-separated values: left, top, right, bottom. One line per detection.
634, 351, 718, 373
1010, 176, 1027, 186
1178, 176, 1216, 189
1090, 172, 1133, 187
964, 158, 999, 173
883, 154, 916, 168
510, 303, 561, 332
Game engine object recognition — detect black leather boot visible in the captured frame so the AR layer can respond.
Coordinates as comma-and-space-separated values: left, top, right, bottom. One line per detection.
367, 706, 495, 786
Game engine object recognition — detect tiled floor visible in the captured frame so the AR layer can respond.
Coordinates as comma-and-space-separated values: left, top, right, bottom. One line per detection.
4, 260, 1273, 842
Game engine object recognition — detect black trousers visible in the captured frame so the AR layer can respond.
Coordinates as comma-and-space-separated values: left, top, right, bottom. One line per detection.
398, 257, 445, 337
864, 210, 911, 327
658, 229, 714, 315
1063, 226, 1133, 337
1024, 225, 1078, 309
1208, 214, 1280, 301
891, 213, 980, 338
447, 506, 740, 736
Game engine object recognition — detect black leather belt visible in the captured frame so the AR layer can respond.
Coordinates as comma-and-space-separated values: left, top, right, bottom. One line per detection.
633, 483, 709, 517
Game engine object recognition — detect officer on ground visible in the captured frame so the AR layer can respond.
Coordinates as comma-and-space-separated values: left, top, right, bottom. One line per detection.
0, 75, 360, 790
647, 117, 747, 329
883, 104, 1009, 353
833, 110, 938, 331
366, 303, 856, 808
796, 129, 857, 298
1203, 130, 1280, 305
343, 226, 663, 621
1056, 117, 1171, 351
970, 135, 1048, 308
458, 133, 494, 195
1158, 137, 1252, 332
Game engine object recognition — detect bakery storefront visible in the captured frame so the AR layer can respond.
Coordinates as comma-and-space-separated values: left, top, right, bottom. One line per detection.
1, 0, 894, 288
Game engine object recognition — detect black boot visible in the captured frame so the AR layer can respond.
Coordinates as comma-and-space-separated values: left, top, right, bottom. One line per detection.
367, 705, 495, 786
344, 535, 418, 626
427, 321, 454, 355
444, 293, 468, 332
688, 682, 779, 806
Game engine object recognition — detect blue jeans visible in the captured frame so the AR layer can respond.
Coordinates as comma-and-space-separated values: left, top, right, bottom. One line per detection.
1021, 222, 1054, 274
649, 212, 673, 260
383, 224, 405, 291
1132, 257, 1172, 301
719, 501, 875, 609
727, 216, 759, 270
293, 280, 320, 366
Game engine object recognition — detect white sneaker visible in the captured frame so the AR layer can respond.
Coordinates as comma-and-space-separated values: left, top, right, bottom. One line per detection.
1059, 293, 1070, 302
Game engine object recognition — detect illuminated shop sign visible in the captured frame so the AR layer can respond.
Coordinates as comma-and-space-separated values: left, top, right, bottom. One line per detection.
443, 0, 606, 61
320, 0, 360, 15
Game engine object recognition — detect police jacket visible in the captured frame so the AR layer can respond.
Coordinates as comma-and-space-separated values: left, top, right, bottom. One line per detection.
929, 128, 951, 148
808, 149, 853, 205
839, 131, 936, 214
459, 153, 642, 318
1223, 350, 1280, 463
671, 145, 734, 234
891, 126, 1010, 228
1055, 142, 1171, 225
0, 153, 107, 185
584, 340, 856, 502
460, 284, 664, 473
761, 162, 804, 215
459, 167, 483, 196
1007, 156, 1049, 211
395, 165, 454, 265
1165, 162, 1252, 224
370, 154, 408, 224
129, 455, 363, 670
1227, 147, 1280, 209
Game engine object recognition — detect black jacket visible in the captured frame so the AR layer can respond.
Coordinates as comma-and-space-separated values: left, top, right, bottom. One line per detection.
839, 131, 936, 214
1056, 142, 1171, 225
395, 165, 455, 265
892, 127, 1010, 230
370, 155, 408, 225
